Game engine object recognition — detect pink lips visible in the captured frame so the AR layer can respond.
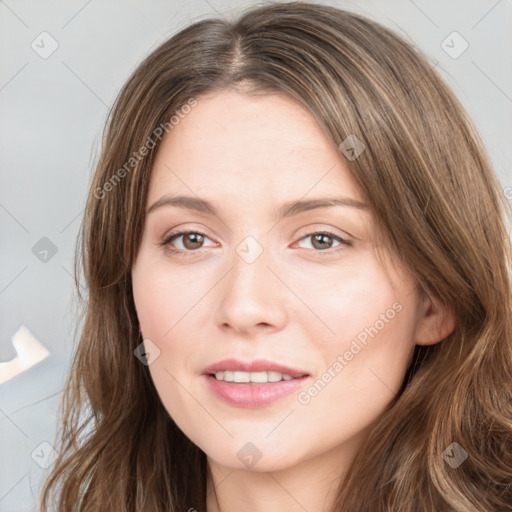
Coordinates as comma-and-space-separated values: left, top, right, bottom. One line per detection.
202, 358, 310, 408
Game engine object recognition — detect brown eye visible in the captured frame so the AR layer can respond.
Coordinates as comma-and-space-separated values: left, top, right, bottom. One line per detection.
297, 231, 349, 252
161, 230, 216, 254
180, 232, 204, 250
310, 233, 335, 250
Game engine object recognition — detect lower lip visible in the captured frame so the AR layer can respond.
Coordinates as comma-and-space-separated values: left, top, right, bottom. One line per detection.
203, 374, 309, 408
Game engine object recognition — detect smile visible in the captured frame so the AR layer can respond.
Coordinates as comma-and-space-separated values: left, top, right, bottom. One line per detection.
212, 370, 297, 383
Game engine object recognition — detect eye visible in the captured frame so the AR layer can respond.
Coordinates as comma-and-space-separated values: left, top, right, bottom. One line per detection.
160, 230, 216, 254
159, 229, 351, 256
295, 231, 351, 252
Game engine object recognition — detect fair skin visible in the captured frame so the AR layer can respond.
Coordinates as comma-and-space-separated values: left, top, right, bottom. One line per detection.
131, 89, 455, 511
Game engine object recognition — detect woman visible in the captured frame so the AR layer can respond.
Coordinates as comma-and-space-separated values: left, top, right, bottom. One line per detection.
40, 2, 512, 511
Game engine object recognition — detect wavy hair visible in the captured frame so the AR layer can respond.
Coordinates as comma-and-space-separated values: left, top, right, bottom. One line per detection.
40, 2, 512, 511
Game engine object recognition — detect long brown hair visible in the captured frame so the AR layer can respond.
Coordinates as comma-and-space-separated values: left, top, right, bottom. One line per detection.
40, 2, 512, 510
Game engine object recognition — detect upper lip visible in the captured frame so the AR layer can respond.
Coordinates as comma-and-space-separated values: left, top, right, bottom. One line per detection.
202, 358, 310, 378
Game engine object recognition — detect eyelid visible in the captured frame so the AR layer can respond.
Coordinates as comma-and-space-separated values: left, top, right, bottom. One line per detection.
292, 221, 353, 243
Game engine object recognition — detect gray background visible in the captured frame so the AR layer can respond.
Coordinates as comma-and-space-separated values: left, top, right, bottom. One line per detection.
1, 0, 511, 510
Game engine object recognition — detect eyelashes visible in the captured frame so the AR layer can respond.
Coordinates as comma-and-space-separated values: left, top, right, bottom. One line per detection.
159, 229, 352, 257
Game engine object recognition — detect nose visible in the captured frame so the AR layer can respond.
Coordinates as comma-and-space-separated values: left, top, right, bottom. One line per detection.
213, 241, 288, 337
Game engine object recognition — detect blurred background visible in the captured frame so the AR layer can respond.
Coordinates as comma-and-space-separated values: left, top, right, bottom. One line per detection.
1, 0, 511, 510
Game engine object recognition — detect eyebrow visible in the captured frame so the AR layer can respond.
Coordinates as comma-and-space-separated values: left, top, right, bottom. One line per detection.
147, 194, 369, 219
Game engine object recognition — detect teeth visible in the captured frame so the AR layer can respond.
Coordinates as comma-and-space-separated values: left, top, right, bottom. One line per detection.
233, 371, 250, 382
213, 370, 297, 383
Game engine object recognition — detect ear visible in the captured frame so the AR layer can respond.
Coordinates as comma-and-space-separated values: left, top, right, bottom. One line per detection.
414, 292, 456, 346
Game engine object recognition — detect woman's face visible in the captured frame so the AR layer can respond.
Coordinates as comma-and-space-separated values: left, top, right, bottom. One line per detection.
131, 89, 432, 474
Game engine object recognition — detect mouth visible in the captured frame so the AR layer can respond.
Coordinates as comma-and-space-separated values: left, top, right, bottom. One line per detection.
202, 358, 310, 380
202, 359, 311, 407
208, 370, 306, 384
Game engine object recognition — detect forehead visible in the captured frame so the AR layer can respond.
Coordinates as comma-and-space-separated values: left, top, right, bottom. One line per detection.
147, 90, 363, 205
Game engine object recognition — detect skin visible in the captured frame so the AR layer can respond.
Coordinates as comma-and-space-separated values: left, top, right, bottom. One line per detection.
131, 89, 455, 511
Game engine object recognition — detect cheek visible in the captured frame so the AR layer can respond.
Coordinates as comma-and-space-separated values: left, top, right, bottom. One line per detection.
294, 256, 418, 411
132, 257, 198, 422
294, 253, 414, 352
132, 250, 205, 338
132, 251, 210, 394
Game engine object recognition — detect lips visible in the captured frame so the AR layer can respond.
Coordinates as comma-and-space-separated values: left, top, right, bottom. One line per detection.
202, 358, 311, 407
202, 358, 309, 379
